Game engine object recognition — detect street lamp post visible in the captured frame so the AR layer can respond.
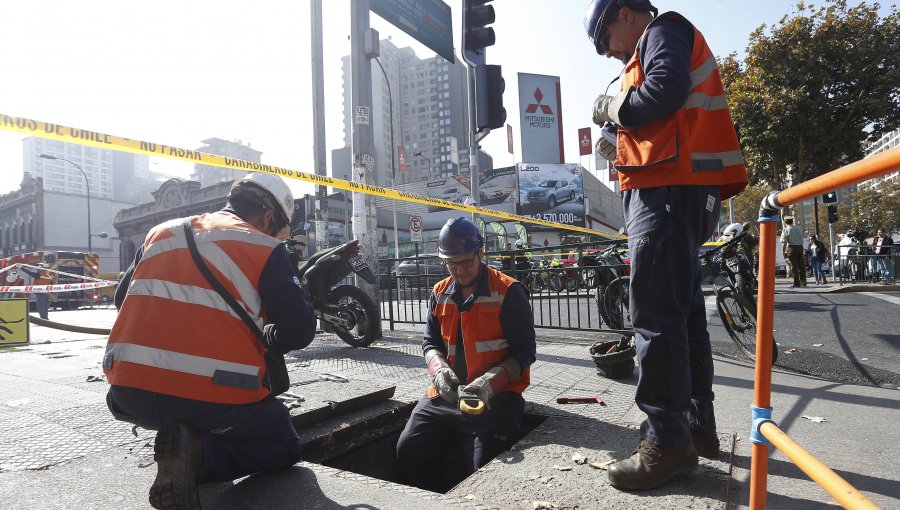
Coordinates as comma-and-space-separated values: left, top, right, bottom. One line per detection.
39, 154, 93, 254
413, 151, 432, 177
372, 56, 401, 266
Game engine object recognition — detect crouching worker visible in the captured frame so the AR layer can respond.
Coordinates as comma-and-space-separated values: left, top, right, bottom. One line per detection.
396, 218, 536, 492
103, 172, 317, 510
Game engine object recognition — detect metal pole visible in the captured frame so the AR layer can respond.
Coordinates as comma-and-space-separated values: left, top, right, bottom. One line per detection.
467, 62, 479, 223
310, 0, 329, 247
813, 196, 820, 238
728, 197, 735, 224
373, 58, 400, 268
350, 0, 377, 298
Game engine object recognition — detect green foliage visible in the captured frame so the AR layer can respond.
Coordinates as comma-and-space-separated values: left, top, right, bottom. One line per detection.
837, 179, 900, 234
725, 184, 774, 234
721, 1, 900, 188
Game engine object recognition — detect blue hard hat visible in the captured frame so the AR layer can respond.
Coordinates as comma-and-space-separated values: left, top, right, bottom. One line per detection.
438, 217, 484, 259
583, 0, 657, 54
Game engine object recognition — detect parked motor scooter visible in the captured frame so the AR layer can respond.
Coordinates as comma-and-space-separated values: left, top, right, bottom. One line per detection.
284, 236, 380, 347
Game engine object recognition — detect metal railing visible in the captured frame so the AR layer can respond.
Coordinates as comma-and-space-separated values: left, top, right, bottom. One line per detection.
376, 240, 632, 335
832, 245, 896, 285
750, 146, 899, 509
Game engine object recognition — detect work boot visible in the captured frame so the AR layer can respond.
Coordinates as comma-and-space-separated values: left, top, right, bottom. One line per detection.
640, 420, 719, 459
149, 424, 203, 510
608, 440, 698, 491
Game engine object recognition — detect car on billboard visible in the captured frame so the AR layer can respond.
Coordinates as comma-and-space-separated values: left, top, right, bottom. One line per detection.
526, 179, 577, 209
479, 181, 510, 203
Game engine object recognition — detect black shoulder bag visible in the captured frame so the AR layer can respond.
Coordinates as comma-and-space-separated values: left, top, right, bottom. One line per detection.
182, 220, 289, 396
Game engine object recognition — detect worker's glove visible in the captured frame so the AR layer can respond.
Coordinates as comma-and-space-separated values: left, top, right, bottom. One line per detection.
595, 123, 618, 162
592, 90, 629, 127
458, 357, 522, 410
426, 349, 459, 405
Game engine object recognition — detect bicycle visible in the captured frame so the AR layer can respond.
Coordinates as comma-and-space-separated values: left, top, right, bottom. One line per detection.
700, 236, 778, 365
587, 240, 629, 328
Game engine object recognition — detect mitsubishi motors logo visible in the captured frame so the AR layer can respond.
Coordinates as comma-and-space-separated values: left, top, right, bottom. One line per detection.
525, 88, 553, 114
524, 87, 554, 129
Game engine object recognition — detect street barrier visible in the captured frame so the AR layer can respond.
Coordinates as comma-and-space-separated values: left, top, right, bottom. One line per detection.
750, 146, 899, 509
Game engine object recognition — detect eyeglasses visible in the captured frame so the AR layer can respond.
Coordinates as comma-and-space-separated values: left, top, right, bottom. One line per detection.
442, 253, 479, 270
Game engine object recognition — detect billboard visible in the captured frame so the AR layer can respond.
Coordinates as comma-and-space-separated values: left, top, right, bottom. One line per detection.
516, 163, 585, 229
373, 168, 517, 230
518, 73, 564, 164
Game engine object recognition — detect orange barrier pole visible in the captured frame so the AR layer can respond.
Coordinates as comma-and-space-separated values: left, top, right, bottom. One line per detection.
759, 422, 881, 510
749, 218, 778, 509
775, 147, 900, 207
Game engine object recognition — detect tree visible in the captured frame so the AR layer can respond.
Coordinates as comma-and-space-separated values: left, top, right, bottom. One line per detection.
836, 179, 900, 235
721, 1, 900, 189
725, 184, 774, 234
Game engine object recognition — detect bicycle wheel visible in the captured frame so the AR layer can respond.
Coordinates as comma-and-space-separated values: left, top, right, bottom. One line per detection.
715, 288, 778, 364
601, 276, 631, 330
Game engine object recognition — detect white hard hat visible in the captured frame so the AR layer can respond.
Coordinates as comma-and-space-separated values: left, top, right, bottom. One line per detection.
230, 173, 294, 225
721, 223, 743, 241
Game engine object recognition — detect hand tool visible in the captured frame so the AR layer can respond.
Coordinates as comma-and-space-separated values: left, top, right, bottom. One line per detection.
556, 396, 605, 405
458, 387, 486, 415
289, 373, 350, 387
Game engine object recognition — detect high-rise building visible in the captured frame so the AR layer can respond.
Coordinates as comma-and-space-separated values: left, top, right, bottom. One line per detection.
860, 127, 900, 189
192, 138, 262, 187
24, 137, 149, 202
333, 39, 490, 187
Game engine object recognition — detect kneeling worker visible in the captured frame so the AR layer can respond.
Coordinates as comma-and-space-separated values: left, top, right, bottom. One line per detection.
104, 172, 317, 510
396, 217, 536, 492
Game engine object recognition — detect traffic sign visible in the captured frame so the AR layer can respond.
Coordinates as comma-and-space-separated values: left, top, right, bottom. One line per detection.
410, 215, 423, 242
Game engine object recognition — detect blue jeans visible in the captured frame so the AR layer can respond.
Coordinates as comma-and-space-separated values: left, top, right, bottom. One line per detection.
876, 257, 892, 280
107, 385, 302, 483
35, 294, 49, 320
624, 185, 720, 448
811, 259, 825, 281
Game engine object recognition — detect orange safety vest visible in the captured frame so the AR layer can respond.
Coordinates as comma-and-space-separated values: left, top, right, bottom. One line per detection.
615, 12, 748, 200
34, 271, 53, 286
432, 266, 530, 393
103, 211, 281, 404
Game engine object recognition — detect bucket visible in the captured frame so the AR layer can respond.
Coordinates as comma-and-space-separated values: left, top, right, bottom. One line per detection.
589, 337, 635, 379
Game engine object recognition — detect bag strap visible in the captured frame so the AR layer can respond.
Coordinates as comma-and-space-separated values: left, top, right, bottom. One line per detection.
181, 219, 265, 342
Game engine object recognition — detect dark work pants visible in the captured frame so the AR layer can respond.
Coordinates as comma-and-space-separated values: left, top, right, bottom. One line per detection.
786, 245, 806, 287
107, 385, 302, 483
624, 185, 720, 448
396, 392, 524, 492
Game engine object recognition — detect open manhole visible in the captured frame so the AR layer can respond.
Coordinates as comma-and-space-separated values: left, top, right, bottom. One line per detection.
302, 402, 547, 494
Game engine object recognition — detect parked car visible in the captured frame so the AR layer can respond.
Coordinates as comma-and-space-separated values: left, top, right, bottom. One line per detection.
526, 179, 576, 209
397, 259, 448, 288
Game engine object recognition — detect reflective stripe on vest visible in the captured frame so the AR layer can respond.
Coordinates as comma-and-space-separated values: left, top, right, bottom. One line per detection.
104, 342, 260, 390
615, 12, 748, 200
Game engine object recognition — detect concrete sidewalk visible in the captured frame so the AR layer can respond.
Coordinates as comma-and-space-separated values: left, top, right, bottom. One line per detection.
0, 314, 896, 509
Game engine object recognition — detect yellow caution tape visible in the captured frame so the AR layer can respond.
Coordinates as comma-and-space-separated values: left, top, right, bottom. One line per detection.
0, 113, 623, 239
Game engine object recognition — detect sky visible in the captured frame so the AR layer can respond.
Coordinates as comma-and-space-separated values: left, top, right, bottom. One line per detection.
0, 0, 884, 199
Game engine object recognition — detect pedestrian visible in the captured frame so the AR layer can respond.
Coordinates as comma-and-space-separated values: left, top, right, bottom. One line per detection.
3, 269, 24, 299
809, 235, 828, 285
585, 0, 748, 491
873, 229, 894, 281
103, 173, 317, 510
780, 216, 806, 288
17, 264, 53, 319
396, 217, 536, 492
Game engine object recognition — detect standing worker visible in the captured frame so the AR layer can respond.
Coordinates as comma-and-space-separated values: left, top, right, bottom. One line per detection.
396, 218, 536, 492
780, 216, 806, 288
18, 263, 54, 319
585, 0, 748, 490
103, 173, 317, 510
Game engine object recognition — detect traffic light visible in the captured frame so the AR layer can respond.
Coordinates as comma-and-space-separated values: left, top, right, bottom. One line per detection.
475, 64, 506, 131
827, 204, 839, 224
463, 0, 496, 65
822, 191, 838, 203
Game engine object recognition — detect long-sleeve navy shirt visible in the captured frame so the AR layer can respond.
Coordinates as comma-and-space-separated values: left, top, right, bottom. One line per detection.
116, 213, 317, 355
618, 13, 695, 128
422, 264, 537, 383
